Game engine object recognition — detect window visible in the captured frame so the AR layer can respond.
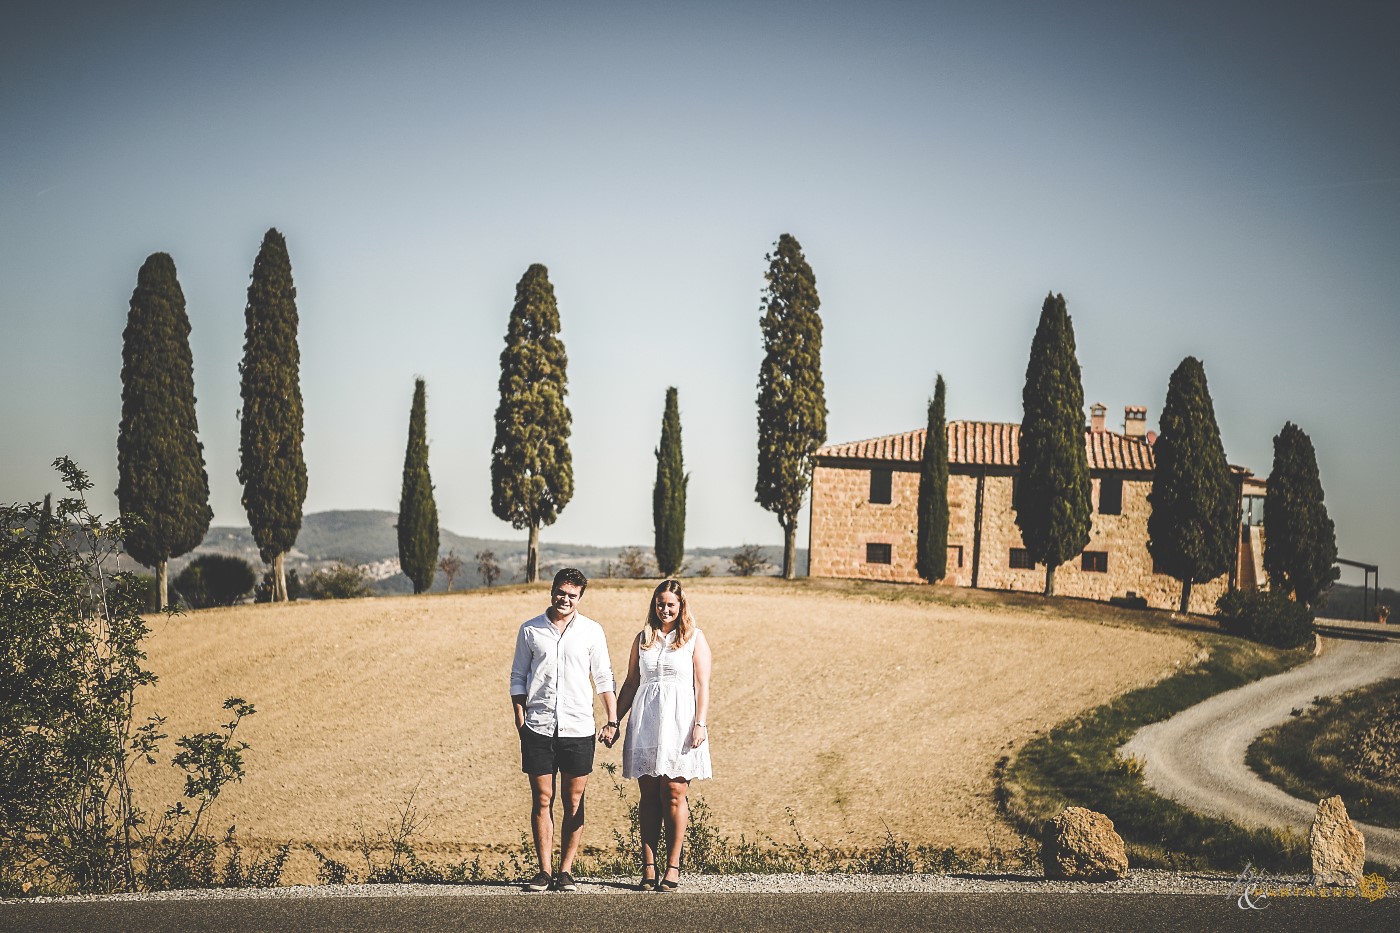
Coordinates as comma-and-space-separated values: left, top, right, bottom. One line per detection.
866, 542, 892, 564
1098, 478, 1123, 515
1009, 547, 1035, 569
1082, 551, 1108, 573
869, 468, 892, 504
948, 544, 964, 569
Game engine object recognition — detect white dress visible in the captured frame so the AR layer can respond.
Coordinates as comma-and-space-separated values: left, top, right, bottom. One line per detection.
622, 628, 712, 781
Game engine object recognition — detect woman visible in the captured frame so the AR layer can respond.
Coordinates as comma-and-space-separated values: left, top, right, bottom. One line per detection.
613, 579, 712, 891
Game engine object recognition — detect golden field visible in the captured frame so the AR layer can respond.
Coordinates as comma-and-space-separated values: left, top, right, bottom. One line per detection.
128, 577, 1194, 882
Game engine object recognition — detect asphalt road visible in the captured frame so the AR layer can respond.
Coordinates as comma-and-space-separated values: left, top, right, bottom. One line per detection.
3, 891, 1395, 933
1121, 635, 1400, 867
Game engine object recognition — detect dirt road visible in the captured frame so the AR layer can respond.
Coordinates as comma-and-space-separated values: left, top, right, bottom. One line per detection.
1120, 636, 1400, 867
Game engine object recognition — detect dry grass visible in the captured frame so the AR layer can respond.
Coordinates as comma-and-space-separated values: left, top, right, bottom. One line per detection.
128, 577, 1194, 882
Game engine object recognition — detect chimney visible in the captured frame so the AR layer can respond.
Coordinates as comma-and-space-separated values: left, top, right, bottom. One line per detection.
1124, 405, 1147, 438
1090, 403, 1107, 432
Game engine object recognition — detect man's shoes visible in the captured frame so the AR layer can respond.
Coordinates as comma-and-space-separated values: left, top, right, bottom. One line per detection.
555, 870, 578, 892
524, 870, 553, 892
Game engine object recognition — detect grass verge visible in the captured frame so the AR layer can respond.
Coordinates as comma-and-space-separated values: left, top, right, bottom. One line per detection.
1246, 677, 1400, 830
997, 632, 1315, 873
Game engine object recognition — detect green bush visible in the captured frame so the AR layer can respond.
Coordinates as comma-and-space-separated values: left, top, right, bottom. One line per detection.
302, 562, 373, 600
1217, 589, 1314, 649
1, 459, 263, 896
175, 554, 257, 609
254, 568, 300, 603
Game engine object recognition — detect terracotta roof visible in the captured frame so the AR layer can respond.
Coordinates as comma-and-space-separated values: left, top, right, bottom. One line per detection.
815, 421, 1156, 472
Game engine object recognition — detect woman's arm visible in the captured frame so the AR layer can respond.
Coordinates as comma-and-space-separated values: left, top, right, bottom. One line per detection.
690, 630, 712, 749
615, 633, 643, 722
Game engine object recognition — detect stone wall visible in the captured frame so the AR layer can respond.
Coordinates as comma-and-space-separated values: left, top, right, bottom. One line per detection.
811, 460, 1238, 614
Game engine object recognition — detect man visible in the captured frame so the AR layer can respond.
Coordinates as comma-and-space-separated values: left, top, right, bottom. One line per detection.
509, 567, 618, 892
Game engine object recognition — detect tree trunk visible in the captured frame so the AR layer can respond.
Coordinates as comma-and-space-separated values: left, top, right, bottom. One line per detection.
157, 559, 168, 610
526, 525, 540, 584
1179, 578, 1193, 614
782, 522, 796, 580
274, 551, 287, 602
1044, 562, 1056, 597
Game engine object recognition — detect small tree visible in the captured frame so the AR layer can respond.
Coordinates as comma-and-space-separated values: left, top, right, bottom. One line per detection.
653, 387, 688, 577
491, 264, 574, 584
616, 546, 655, 579
237, 229, 307, 602
729, 544, 772, 577
916, 374, 950, 583
476, 549, 501, 588
116, 252, 214, 610
1263, 422, 1338, 608
397, 378, 439, 594
1013, 293, 1092, 596
755, 234, 827, 579
438, 550, 464, 592
174, 554, 257, 609
1147, 356, 1235, 613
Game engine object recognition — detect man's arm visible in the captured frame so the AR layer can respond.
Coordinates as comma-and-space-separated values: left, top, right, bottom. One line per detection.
509, 625, 531, 730
591, 624, 619, 745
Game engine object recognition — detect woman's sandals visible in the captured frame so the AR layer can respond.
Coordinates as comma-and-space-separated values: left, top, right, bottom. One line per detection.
657, 863, 681, 892
637, 863, 657, 892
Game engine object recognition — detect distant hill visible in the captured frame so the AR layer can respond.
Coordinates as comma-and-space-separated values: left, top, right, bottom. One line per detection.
1319, 582, 1397, 622
179, 510, 804, 594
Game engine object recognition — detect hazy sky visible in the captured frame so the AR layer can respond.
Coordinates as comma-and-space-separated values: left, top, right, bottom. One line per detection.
3, 1, 1397, 581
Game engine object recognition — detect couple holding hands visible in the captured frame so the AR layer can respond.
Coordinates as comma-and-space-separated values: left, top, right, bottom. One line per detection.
509, 569, 713, 893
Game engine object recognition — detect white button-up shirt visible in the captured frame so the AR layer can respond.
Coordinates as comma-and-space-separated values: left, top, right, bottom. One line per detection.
510, 611, 616, 738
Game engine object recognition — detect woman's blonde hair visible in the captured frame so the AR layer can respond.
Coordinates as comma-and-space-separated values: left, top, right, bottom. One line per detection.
640, 579, 695, 650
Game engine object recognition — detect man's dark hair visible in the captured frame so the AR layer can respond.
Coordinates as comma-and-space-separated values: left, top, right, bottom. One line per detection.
552, 567, 588, 595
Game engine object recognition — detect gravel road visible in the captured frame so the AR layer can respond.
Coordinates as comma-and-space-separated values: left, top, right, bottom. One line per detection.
1120, 635, 1400, 867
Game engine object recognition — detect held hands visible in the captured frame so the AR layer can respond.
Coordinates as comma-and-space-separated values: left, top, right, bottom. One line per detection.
597, 721, 620, 748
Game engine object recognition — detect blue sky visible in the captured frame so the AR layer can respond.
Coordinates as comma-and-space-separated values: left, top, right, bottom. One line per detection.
2, 1, 1397, 581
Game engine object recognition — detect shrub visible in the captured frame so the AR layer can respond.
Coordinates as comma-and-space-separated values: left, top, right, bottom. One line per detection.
1216, 589, 1315, 649
302, 562, 373, 600
175, 554, 257, 608
254, 568, 300, 603
728, 544, 772, 577
0, 458, 262, 895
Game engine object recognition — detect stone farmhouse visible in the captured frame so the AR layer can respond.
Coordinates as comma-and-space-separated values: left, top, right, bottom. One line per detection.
808, 404, 1267, 613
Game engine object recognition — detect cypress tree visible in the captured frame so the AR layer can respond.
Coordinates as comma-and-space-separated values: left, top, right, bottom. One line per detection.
398, 378, 439, 594
116, 252, 213, 609
755, 233, 827, 579
237, 228, 307, 602
491, 263, 573, 583
916, 374, 950, 583
1147, 356, 1235, 613
1263, 421, 1337, 608
653, 386, 687, 577
1013, 292, 1092, 596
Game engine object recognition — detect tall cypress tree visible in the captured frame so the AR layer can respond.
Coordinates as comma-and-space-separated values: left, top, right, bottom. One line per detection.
398, 378, 439, 594
1263, 421, 1337, 608
916, 374, 949, 583
491, 263, 573, 583
237, 228, 307, 602
653, 386, 687, 577
116, 252, 213, 609
1147, 356, 1235, 613
755, 233, 827, 579
1014, 292, 1092, 596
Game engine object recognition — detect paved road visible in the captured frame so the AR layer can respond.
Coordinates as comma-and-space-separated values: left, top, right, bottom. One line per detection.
2, 891, 1394, 933
1121, 635, 1400, 867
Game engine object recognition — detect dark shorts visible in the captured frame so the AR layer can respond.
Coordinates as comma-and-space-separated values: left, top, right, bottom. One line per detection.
519, 725, 596, 777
